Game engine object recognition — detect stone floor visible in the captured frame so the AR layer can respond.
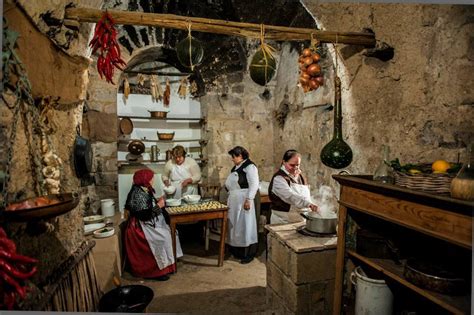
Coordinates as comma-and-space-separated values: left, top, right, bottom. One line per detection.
120, 224, 269, 314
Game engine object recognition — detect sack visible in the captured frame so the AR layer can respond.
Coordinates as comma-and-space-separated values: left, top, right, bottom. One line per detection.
249, 45, 276, 86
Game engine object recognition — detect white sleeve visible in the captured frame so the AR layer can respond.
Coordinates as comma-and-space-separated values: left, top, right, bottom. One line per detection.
271, 176, 311, 209
244, 164, 259, 200
162, 160, 173, 182
186, 158, 202, 183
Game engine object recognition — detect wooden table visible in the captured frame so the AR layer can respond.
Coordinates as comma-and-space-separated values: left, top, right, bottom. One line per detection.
332, 175, 473, 315
168, 206, 228, 270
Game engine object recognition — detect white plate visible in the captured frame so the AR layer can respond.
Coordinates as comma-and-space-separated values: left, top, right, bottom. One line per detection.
83, 215, 105, 224
93, 227, 115, 238
84, 223, 105, 235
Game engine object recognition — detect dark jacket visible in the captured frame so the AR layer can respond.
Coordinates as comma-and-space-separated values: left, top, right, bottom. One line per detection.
125, 185, 162, 224
230, 159, 256, 189
268, 169, 306, 212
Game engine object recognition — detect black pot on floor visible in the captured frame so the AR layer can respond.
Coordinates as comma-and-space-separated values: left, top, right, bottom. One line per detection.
98, 285, 154, 313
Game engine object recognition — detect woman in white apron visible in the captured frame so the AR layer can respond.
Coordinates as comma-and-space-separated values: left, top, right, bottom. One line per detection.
269, 150, 319, 224
162, 145, 201, 199
225, 146, 260, 264
124, 169, 183, 281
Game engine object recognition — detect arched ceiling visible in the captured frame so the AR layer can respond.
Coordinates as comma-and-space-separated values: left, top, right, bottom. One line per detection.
103, 0, 317, 87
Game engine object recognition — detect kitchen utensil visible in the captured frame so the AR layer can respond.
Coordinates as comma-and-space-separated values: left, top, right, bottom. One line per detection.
182, 194, 201, 204
166, 199, 181, 207
450, 143, 474, 200
74, 126, 92, 179
84, 222, 106, 235
320, 76, 353, 169
373, 144, 394, 184
83, 215, 105, 224
356, 229, 401, 264
98, 285, 154, 313
119, 117, 134, 135
300, 211, 337, 234
404, 258, 468, 295
157, 132, 175, 141
163, 185, 177, 195
93, 227, 115, 238
4, 193, 80, 221
148, 110, 168, 118
165, 149, 173, 160
150, 145, 160, 162
128, 140, 145, 155
100, 199, 115, 217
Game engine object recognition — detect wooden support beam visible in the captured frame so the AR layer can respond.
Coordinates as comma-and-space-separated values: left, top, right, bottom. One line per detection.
65, 7, 375, 47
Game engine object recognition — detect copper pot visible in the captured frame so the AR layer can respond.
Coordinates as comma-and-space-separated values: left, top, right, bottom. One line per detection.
128, 140, 145, 155
148, 111, 168, 118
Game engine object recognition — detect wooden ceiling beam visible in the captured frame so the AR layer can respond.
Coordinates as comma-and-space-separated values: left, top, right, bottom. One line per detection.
65, 7, 376, 47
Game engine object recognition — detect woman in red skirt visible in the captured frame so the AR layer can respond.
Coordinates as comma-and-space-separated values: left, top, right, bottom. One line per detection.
124, 169, 183, 281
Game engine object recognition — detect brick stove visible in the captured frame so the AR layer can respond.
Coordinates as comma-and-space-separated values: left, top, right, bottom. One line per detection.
266, 222, 337, 314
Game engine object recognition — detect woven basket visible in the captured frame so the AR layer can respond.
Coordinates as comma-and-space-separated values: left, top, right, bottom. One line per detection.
394, 171, 455, 194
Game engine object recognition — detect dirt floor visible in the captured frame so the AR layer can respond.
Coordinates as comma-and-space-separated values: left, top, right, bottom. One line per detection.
120, 224, 270, 314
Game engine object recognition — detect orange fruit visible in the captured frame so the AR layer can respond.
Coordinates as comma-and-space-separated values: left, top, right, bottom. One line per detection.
432, 160, 450, 173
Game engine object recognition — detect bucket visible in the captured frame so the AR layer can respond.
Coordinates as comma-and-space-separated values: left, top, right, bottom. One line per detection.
351, 266, 393, 315
101, 199, 115, 217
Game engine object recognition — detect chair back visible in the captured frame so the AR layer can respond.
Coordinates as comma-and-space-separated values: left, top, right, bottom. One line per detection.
199, 184, 221, 200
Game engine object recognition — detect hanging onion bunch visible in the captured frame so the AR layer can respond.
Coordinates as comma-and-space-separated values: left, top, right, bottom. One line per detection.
298, 39, 324, 93
249, 25, 277, 86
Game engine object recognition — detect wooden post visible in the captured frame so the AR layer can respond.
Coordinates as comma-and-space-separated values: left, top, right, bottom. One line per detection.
65, 7, 376, 47
333, 204, 348, 315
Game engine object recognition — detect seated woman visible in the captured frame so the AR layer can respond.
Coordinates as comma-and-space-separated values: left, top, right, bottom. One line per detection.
124, 169, 183, 281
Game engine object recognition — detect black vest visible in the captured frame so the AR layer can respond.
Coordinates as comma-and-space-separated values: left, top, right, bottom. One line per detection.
268, 169, 307, 212
231, 159, 255, 189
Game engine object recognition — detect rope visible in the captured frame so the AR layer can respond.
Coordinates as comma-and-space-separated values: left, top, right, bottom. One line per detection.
187, 22, 194, 71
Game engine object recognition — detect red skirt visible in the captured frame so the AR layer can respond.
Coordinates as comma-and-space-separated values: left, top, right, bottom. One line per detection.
124, 217, 176, 278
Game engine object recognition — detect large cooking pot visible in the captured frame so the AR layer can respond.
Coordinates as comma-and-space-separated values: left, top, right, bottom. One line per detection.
300, 211, 337, 234
98, 285, 154, 313
73, 130, 92, 179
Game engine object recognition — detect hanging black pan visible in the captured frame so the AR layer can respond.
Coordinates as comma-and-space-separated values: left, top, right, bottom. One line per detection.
73, 126, 92, 179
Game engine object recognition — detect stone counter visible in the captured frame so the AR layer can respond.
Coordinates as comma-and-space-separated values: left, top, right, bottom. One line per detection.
265, 222, 337, 315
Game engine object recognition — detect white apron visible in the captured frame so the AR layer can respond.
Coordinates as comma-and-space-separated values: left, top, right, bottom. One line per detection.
271, 182, 311, 224
169, 164, 198, 199
225, 172, 258, 247
140, 213, 183, 269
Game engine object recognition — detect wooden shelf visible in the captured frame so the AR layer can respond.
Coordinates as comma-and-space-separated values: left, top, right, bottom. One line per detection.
118, 138, 202, 144
117, 158, 207, 166
348, 251, 470, 314
118, 115, 202, 122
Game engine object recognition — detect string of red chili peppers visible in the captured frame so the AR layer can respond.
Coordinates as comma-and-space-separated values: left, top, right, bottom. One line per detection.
89, 11, 126, 84
0, 227, 38, 310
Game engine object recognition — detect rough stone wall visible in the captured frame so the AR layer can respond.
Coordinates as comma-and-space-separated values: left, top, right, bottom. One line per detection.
2, 2, 89, 283
271, 2, 474, 196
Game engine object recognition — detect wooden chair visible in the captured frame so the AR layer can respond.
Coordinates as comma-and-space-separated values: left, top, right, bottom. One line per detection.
198, 184, 222, 251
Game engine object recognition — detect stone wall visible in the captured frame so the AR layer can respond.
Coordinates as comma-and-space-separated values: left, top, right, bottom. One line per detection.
2, 2, 90, 283
271, 2, 474, 196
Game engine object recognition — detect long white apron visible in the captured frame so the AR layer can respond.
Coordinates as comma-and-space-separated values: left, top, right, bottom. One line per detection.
271, 183, 311, 224
169, 164, 198, 199
140, 213, 183, 269
225, 172, 258, 247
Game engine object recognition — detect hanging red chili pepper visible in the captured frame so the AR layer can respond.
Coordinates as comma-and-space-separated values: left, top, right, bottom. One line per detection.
0, 227, 38, 310
89, 11, 126, 84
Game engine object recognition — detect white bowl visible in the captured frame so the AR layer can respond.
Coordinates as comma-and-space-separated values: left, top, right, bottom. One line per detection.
166, 199, 181, 207
183, 194, 201, 204
84, 223, 105, 235
163, 185, 176, 194
93, 227, 115, 238
83, 215, 105, 224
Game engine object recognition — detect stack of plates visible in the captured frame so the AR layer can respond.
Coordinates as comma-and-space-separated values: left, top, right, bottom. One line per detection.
84, 223, 105, 235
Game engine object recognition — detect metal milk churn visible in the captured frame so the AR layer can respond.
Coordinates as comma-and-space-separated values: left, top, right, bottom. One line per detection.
150, 145, 160, 162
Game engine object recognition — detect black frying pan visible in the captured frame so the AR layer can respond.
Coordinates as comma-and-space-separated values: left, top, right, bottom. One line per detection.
73, 130, 92, 179
98, 285, 154, 313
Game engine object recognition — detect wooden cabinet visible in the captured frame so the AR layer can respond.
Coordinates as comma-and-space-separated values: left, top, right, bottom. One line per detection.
332, 175, 472, 315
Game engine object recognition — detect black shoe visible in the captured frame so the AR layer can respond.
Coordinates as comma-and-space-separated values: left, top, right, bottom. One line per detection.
156, 274, 170, 281
240, 256, 254, 264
